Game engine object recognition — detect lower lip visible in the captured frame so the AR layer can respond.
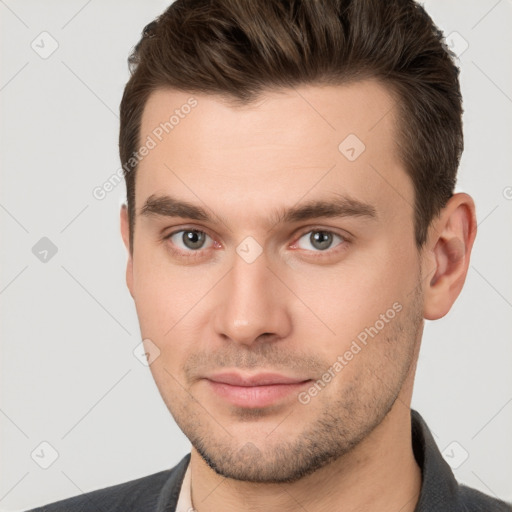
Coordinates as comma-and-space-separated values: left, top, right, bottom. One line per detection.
206, 380, 311, 408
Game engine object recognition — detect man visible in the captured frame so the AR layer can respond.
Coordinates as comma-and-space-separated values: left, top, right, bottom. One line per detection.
26, 0, 511, 510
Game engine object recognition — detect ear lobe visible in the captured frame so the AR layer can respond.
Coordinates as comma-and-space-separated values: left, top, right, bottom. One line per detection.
120, 204, 135, 299
423, 193, 477, 320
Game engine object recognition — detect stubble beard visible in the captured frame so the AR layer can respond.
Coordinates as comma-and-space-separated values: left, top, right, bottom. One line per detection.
162, 286, 423, 483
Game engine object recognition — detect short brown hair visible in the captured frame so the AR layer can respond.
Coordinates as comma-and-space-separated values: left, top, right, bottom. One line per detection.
119, 0, 463, 253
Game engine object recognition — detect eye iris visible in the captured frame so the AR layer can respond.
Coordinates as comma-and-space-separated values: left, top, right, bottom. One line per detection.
183, 230, 205, 249
310, 231, 332, 250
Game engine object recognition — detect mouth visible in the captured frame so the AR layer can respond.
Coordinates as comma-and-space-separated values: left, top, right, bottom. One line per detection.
204, 371, 313, 408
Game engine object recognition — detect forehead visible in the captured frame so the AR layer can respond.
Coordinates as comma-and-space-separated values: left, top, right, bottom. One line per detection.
136, 80, 413, 228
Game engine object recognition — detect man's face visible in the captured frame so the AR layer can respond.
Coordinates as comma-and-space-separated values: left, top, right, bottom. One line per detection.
123, 81, 426, 483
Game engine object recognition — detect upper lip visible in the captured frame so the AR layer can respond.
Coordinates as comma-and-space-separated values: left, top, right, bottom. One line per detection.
205, 371, 311, 387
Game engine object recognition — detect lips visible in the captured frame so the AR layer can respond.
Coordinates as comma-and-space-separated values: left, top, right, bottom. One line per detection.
206, 371, 309, 386
204, 371, 312, 408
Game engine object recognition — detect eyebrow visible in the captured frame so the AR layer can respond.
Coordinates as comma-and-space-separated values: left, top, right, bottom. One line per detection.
139, 193, 377, 228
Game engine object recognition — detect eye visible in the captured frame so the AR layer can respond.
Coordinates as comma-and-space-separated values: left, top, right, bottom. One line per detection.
294, 230, 345, 252
166, 229, 215, 252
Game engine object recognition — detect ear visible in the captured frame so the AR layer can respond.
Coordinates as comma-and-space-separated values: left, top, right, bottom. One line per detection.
422, 193, 477, 320
120, 203, 134, 299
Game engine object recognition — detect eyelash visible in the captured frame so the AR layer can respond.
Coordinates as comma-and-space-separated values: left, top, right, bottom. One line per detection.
162, 227, 350, 261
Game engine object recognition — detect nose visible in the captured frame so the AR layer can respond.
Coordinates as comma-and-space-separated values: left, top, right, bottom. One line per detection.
212, 247, 292, 347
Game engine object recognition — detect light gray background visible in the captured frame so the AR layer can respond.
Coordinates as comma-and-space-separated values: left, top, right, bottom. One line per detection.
1, 1, 511, 510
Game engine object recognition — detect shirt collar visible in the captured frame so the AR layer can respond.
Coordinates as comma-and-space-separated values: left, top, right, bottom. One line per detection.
174, 459, 193, 512
165, 409, 461, 511
410, 409, 460, 511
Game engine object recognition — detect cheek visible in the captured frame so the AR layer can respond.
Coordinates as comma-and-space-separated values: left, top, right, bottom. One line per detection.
131, 238, 184, 306
289, 263, 399, 331
288, 246, 418, 355
131, 250, 225, 349
132, 258, 173, 335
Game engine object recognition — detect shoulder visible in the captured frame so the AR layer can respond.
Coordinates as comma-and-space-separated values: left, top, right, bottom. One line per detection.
457, 484, 512, 512
24, 454, 190, 512
410, 410, 511, 512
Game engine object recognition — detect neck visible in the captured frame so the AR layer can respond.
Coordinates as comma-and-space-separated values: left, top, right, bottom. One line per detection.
189, 402, 422, 512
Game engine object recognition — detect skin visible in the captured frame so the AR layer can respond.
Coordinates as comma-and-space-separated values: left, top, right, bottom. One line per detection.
120, 80, 476, 512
